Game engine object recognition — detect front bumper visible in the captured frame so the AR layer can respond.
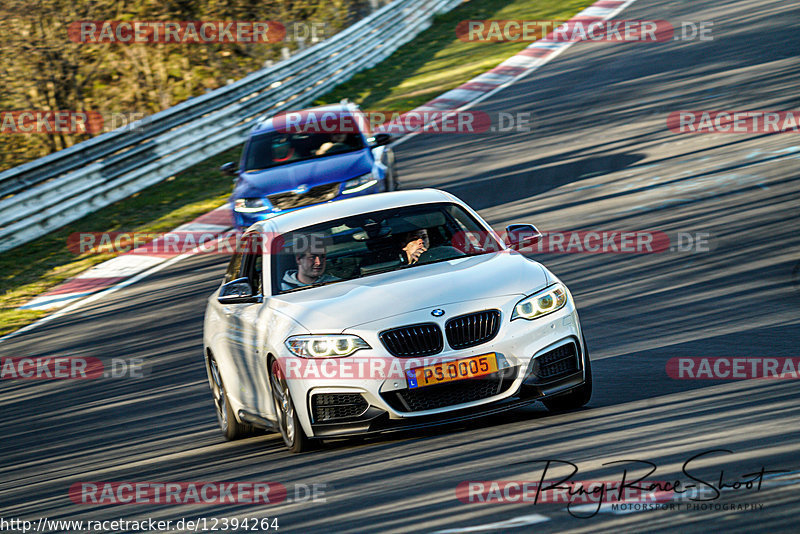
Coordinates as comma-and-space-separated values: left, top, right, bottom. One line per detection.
308, 337, 586, 438
282, 301, 587, 438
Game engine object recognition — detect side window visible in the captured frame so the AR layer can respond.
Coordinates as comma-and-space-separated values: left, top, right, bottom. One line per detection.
249, 255, 264, 295
240, 234, 264, 295
224, 251, 243, 283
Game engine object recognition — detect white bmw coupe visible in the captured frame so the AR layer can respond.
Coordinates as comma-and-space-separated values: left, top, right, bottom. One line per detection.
203, 189, 591, 452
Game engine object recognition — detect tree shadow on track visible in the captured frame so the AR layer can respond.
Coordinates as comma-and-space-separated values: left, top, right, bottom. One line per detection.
440, 153, 647, 210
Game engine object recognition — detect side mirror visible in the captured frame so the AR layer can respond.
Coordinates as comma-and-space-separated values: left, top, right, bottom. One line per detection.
220, 162, 239, 180
505, 224, 542, 250
371, 133, 393, 147
218, 277, 260, 304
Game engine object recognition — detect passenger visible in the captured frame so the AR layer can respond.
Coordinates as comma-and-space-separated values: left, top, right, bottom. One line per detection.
315, 133, 350, 156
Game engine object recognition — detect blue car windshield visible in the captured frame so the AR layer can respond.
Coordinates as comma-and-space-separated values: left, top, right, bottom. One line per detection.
244, 131, 365, 171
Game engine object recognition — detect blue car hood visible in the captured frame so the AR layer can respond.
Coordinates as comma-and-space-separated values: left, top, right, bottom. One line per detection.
233, 149, 373, 198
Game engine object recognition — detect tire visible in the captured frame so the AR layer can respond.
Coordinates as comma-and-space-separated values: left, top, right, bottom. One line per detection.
209, 356, 253, 440
269, 359, 314, 453
543, 337, 593, 412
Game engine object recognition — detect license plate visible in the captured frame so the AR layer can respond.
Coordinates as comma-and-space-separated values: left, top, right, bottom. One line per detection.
406, 354, 498, 389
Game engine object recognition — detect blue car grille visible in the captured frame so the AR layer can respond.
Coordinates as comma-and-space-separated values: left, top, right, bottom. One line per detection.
268, 182, 340, 210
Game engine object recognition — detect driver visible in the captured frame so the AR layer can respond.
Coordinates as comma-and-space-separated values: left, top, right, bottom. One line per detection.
282, 239, 339, 290
400, 228, 430, 265
272, 135, 296, 162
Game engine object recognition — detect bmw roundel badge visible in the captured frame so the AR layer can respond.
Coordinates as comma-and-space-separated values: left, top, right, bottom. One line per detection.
431, 309, 445, 317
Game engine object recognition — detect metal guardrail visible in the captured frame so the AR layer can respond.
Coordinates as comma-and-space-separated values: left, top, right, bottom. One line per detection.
0, 0, 462, 253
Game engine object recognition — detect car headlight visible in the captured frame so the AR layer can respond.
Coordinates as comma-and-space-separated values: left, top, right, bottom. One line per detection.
284, 335, 371, 358
511, 283, 569, 321
342, 172, 377, 194
234, 198, 270, 212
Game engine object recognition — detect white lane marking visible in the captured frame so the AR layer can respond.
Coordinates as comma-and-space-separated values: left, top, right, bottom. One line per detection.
0, 253, 189, 342
469, 72, 515, 84
75, 254, 165, 278
391, 0, 641, 148
22, 255, 169, 309
433, 514, 550, 533
502, 55, 545, 68
172, 222, 230, 232
434, 88, 488, 102
20, 291, 103, 310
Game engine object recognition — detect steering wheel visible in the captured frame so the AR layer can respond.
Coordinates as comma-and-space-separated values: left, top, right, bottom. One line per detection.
416, 246, 466, 264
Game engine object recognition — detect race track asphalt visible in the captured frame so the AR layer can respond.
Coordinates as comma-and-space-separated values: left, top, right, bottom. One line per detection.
1, 0, 799, 532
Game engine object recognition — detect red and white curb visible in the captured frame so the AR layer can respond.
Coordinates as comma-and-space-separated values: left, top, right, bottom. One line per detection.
387, 0, 640, 145
20, 205, 232, 310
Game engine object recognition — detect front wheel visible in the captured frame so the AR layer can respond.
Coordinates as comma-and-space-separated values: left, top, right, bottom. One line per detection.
269, 359, 313, 453
209, 356, 253, 440
543, 338, 592, 412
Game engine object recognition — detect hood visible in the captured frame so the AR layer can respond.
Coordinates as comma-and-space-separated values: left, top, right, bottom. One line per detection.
268, 251, 549, 332
233, 149, 373, 198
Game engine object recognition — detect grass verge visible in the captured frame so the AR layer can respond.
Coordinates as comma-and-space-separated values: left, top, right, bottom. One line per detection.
0, 0, 594, 337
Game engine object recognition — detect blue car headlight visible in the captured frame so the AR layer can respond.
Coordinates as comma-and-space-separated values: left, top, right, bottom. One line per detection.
511, 283, 569, 321
342, 172, 377, 194
234, 198, 270, 213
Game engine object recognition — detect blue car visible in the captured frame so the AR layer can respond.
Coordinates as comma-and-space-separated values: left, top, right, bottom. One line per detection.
222, 102, 398, 229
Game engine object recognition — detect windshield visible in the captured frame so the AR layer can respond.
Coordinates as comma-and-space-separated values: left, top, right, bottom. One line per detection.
271, 202, 504, 294
243, 131, 365, 171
